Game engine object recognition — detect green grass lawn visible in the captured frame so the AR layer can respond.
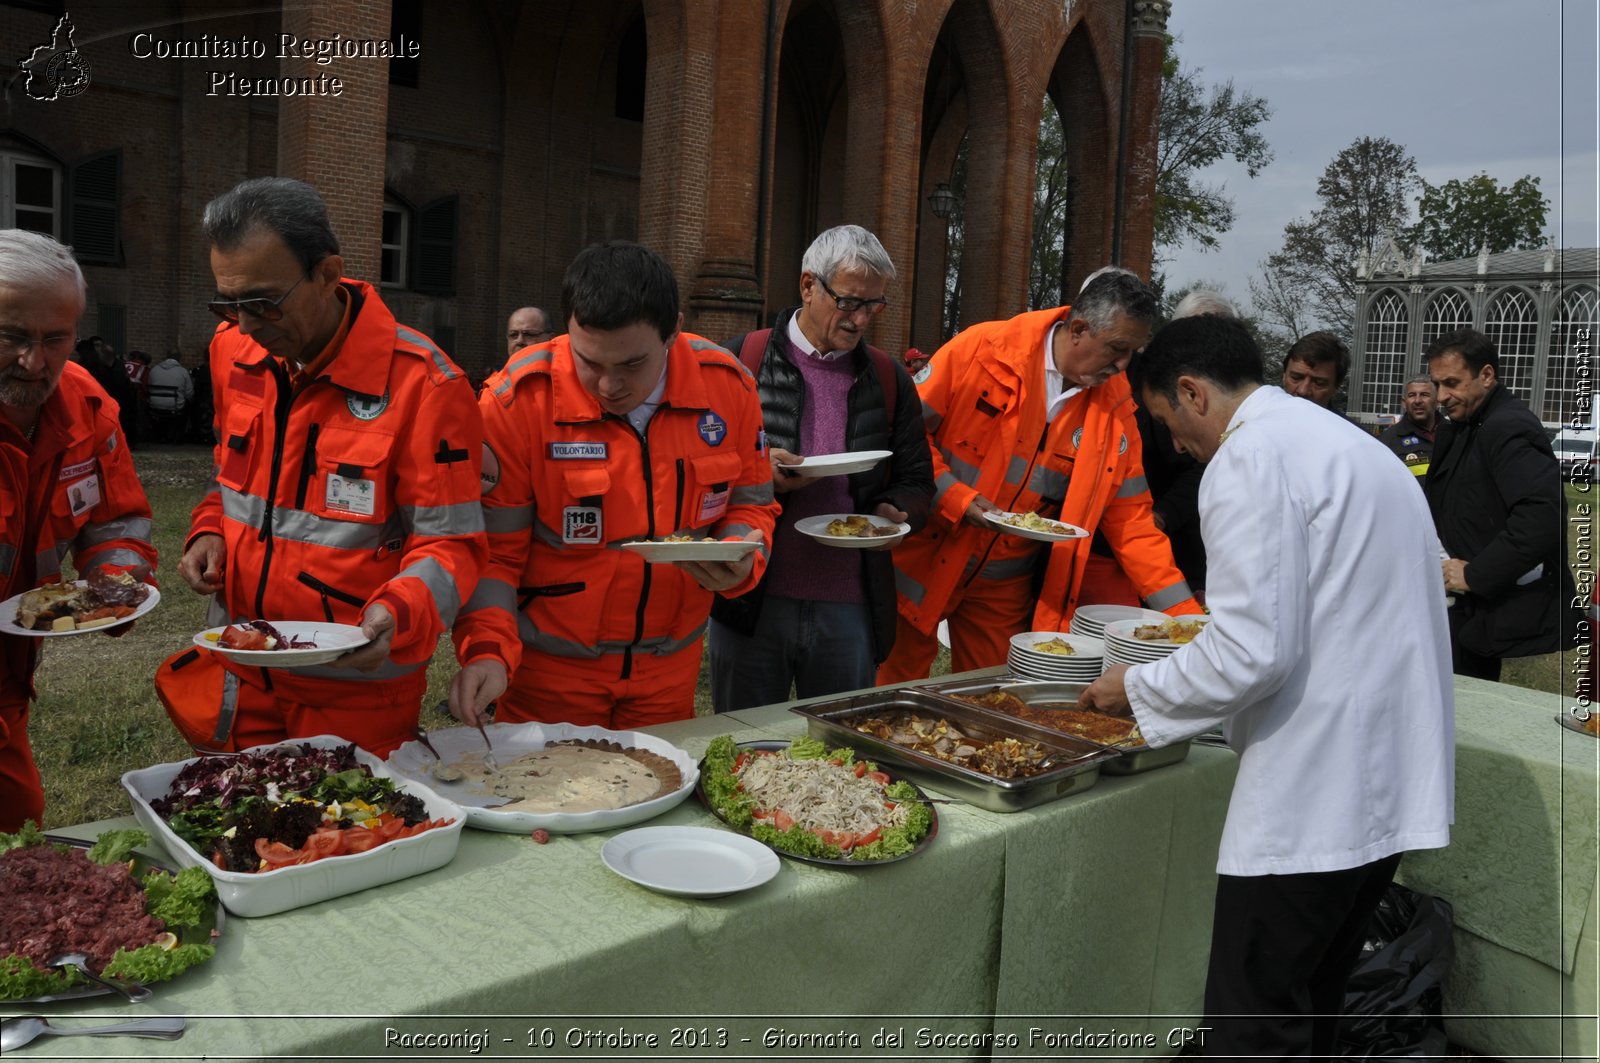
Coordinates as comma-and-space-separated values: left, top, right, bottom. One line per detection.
23, 449, 1590, 829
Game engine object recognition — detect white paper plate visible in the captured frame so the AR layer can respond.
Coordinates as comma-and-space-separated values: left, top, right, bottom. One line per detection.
386, 722, 700, 833
600, 826, 780, 897
617, 539, 762, 563
786, 450, 893, 477
0, 581, 160, 637
982, 510, 1088, 542
792, 513, 911, 548
194, 622, 370, 667
121, 735, 464, 918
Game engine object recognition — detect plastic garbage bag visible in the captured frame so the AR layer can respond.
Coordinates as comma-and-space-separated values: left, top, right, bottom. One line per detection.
1337, 885, 1455, 1059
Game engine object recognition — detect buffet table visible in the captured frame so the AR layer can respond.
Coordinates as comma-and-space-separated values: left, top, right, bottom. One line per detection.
4, 677, 1239, 1060
1397, 679, 1598, 1063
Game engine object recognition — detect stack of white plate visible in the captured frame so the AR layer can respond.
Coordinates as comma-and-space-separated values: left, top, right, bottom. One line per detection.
1101, 616, 1210, 667
1069, 604, 1170, 641
1007, 631, 1106, 681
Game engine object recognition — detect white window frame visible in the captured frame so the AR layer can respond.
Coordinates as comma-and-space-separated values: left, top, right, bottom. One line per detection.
380, 198, 409, 289
1, 149, 62, 237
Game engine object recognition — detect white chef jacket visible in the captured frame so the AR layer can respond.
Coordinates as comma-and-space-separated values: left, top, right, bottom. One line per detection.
1127, 386, 1454, 876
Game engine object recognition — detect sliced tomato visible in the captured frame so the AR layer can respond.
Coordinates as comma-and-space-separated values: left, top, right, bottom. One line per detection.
733, 752, 751, 772
855, 827, 883, 848
830, 757, 844, 767
254, 839, 311, 870
853, 761, 867, 778
211, 851, 227, 869
376, 818, 406, 841
772, 809, 795, 832
343, 828, 383, 853
303, 830, 345, 860
865, 771, 891, 787
814, 828, 837, 846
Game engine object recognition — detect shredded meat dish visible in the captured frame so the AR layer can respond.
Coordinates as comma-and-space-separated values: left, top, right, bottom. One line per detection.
0, 845, 165, 974
851, 712, 1059, 778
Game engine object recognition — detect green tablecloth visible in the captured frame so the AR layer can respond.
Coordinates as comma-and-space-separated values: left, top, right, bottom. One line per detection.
1396, 681, 1598, 1062
3, 687, 1239, 1060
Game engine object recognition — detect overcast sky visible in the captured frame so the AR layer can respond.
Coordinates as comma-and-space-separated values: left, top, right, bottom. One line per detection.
1159, 0, 1600, 310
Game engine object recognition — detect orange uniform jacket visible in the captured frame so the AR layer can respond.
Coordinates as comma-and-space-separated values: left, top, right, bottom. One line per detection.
892, 306, 1198, 634
454, 332, 779, 680
2, 363, 155, 828
188, 280, 486, 701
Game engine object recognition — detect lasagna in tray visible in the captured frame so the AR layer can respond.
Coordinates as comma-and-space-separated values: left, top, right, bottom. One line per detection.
955, 692, 1144, 747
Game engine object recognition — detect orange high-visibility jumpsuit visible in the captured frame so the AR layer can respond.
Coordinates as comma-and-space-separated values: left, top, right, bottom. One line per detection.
2, 364, 156, 830
879, 306, 1198, 683
453, 333, 779, 728
184, 280, 485, 756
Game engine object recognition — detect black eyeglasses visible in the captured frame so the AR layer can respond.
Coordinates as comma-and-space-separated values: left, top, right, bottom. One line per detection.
208, 275, 307, 324
508, 328, 554, 344
817, 276, 888, 315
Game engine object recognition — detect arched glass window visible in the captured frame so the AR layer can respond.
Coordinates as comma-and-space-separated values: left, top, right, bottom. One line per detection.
1484, 288, 1539, 402
1420, 288, 1473, 366
1361, 289, 1409, 415
1543, 287, 1598, 423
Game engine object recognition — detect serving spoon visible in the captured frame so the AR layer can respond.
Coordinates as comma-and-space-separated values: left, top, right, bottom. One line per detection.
46, 952, 152, 1003
410, 726, 464, 783
1, 1014, 185, 1051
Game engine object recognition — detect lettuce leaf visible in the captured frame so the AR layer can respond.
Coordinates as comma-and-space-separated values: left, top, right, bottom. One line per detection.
86, 828, 149, 866
0, 819, 47, 855
142, 866, 216, 928
102, 942, 215, 984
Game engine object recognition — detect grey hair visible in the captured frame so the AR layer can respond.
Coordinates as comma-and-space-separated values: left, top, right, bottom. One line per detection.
801, 225, 896, 283
1070, 270, 1159, 333
202, 177, 340, 273
1405, 372, 1434, 388
1078, 265, 1140, 293
1172, 289, 1238, 320
0, 229, 87, 303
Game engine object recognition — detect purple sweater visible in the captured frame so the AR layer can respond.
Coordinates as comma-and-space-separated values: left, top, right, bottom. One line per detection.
765, 338, 864, 603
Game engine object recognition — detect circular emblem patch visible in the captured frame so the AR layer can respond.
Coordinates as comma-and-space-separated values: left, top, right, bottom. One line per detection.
1071, 427, 1083, 451
1119, 433, 1128, 455
347, 390, 390, 420
481, 443, 501, 495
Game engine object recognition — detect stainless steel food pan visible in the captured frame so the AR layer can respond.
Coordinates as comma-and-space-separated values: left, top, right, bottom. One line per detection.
790, 688, 1118, 813
914, 677, 1193, 775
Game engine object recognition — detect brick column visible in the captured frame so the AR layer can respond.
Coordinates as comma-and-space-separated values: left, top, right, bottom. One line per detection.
276, 0, 392, 282
1118, 0, 1169, 281
683, 3, 766, 341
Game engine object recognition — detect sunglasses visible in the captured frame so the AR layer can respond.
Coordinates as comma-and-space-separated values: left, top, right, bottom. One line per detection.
208, 275, 307, 324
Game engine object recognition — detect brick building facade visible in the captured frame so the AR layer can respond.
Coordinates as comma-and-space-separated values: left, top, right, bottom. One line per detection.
6, 0, 1169, 377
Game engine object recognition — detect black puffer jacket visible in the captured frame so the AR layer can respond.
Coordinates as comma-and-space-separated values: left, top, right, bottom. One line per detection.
710, 308, 934, 661
1425, 383, 1579, 657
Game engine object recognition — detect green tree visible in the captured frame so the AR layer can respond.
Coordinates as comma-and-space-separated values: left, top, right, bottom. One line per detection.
1028, 102, 1070, 309
1407, 173, 1549, 261
1153, 42, 1273, 258
1256, 135, 1418, 338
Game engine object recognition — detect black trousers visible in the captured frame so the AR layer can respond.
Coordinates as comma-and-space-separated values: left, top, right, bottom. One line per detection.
1201, 852, 1402, 1061
1447, 608, 1503, 681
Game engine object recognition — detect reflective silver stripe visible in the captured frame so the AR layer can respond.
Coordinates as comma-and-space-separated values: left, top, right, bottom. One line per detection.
54, 539, 71, 562
402, 501, 485, 538
284, 658, 428, 682
979, 552, 1040, 580
946, 452, 981, 487
211, 670, 240, 747
719, 523, 754, 538
1028, 466, 1069, 500
498, 350, 552, 396
894, 566, 927, 606
223, 487, 394, 552
517, 615, 706, 659
393, 556, 462, 627
689, 337, 734, 356
77, 517, 154, 547
396, 326, 459, 380
729, 482, 774, 506
1146, 580, 1194, 611
34, 548, 59, 582
0, 544, 14, 578
932, 469, 962, 505
1116, 475, 1150, 499
1003, 455, 1029, 489
532, 518, 564, 549
461, 577, 517, 616
921, 400, 943, 433
483, 504, 535, 534
77, 547, 147, 572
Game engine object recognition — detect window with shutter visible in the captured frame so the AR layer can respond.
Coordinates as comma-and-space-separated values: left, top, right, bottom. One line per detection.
1, 148, 62, 237
97, 304, 127, 362
381, 197, 410, 288
412, 196, 458, 295
69, 150, 120, 263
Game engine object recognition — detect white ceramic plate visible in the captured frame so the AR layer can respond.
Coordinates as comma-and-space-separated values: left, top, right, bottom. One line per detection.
1103, 616, 1210, 649
386, 722, 700, 833
616, 539, 762, 564
194, 622, 370, 667
792, 513, 911, 549
120, 735, 464, 918
982, 510, 1089, 542
1072, 604, 1170, 631
600, 826, 780, 897
0, 581, 160, 637
1009, 631, 1105, 660
785, 450, 893, 478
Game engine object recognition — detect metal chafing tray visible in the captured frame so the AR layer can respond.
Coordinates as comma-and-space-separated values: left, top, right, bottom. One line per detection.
916, 676, 1193, 775
790, 689, 1119, 813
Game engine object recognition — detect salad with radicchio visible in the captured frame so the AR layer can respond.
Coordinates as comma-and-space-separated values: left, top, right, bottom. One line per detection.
151, 742, 454, 873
